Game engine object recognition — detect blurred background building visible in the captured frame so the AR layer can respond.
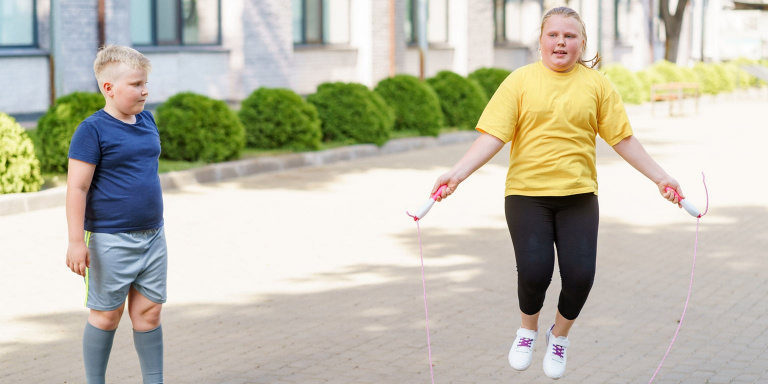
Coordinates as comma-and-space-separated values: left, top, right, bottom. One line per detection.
1, 0, 766, 117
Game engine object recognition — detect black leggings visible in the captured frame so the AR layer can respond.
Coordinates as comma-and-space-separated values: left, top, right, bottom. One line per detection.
505, 193, 599, 320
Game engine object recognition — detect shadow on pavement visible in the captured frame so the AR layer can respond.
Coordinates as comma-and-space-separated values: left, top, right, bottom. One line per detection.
3, 204, 767, 383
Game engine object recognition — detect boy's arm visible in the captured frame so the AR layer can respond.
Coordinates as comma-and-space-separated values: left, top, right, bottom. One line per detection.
612, 135, 682, 205
66, 158, 96, 276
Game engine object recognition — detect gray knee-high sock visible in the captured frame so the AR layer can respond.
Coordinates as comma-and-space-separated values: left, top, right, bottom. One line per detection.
133, 325, 164, 384
83, 322, 116, 384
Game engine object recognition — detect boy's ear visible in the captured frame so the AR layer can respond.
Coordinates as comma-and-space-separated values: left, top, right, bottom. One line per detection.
102, 81, 114, 97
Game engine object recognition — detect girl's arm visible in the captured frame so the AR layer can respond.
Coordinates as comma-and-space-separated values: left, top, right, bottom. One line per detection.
612, 135, 682, 204
431, 133, 505, 201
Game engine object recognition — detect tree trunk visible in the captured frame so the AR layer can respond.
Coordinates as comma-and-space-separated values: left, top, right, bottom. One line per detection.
659, 0, 689, 63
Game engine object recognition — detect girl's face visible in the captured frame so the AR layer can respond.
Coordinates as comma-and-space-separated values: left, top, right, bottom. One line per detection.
539, 15, 584, 73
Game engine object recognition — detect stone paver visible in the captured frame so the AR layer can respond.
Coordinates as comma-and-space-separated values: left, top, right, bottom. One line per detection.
1, 89, 768, 383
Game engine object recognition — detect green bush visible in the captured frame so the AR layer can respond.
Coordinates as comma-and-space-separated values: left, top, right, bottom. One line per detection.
36, 92, 104, 173
468, 67, 512, 99
723, 62, 751, 89
730, 58, 762, 86
0, 113, 43, 193
650, 60, 687, 83
713, 63, 736, 93
374, 75, 443, 137
635, 69, 666, 102
238, 88, 322, 151
307, 82, 394, 146
156, 92, 245, 163
692, 63, 721, 94
601, 64, 644, 104
427, 71, 488, 130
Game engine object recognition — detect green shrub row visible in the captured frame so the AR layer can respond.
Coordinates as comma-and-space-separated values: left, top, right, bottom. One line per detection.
26, 68, 505, 176
12, 58, 763, 194
604, 59, 765, 104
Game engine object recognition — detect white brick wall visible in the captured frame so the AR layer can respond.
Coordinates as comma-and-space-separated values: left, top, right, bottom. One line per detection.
143, 51, 230, 103
292, 48, 359, 95
240, 0, 294, 96
0, 57, 51, 114
465, 0, 494, 73
51, 0, 99, 96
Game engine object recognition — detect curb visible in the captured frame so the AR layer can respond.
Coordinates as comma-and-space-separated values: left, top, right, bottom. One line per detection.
0, 131, 479, 217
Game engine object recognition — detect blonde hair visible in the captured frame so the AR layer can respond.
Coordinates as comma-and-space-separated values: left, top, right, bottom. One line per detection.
539, 7, 601, 69
93, 45, 152, 87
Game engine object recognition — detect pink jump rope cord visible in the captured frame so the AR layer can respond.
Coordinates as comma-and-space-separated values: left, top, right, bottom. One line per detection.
405, 186, 446, 384
649, 173, 708, 383
407, 179, 709, 384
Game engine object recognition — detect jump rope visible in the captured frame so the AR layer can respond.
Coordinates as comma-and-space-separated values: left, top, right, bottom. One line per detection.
406, 174, 708, 383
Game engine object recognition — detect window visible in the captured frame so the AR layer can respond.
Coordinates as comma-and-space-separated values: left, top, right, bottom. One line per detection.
293, 0, 350, 45
614, 0, 630, 42
131, 0, 221, 46
405, 0, 449, 45
0, 0, 36, 48
493, 0, 505, 43
496, 0, 524, 44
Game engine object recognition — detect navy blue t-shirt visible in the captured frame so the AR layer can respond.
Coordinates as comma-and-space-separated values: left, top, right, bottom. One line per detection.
68, 109, 164, 233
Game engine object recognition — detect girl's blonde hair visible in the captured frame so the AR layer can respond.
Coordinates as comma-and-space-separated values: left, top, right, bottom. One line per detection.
539, 7, 601, 69
93, 45, 152, 86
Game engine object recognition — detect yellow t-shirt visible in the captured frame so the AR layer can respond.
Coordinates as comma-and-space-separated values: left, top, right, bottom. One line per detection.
477, 61, 633, 196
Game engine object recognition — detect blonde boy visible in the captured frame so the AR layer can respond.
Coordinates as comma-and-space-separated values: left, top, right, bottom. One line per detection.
66, 45, 166, 384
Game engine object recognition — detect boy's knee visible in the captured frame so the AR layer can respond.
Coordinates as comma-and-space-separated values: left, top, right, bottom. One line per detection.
88, 308, 123, 330
130, 303, 162, 331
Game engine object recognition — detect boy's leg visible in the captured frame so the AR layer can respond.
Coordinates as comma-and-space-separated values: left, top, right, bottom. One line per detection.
129, 287, 164, 384
84, 306, 125, 384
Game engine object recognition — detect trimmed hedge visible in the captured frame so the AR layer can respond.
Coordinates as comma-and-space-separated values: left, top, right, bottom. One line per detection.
0, 113, 43, 193
468, 67, 512, 99
374, 75, 443, 137
427, 71, 488, 130
307, 82, 394, 146
692, 63, 723, 95
36, 92, 104, 173
602, 64, 645, 104
650, 60, 687, 83
156, 92, 245, 163
239, 88, 322, 151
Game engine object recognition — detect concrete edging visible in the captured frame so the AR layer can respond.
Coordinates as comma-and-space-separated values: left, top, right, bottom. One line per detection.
0, 131, 479, 216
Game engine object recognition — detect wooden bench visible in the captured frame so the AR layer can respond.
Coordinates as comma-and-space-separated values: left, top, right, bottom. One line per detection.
650, 82, 700, 117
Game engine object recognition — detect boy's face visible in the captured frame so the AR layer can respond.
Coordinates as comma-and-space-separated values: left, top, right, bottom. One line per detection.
103, 63, 149, 117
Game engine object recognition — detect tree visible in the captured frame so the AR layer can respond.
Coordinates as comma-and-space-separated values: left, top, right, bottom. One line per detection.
659, 0, 689, 63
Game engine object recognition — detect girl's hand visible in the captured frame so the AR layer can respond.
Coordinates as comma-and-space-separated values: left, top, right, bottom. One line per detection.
657, 178, 683, 207
431, 173, 461, 202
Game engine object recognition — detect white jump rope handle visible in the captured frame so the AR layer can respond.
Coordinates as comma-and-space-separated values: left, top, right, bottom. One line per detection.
666, 187, 701, 218
411, 185, 448, 221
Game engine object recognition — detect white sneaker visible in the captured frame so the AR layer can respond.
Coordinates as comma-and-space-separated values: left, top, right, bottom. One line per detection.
508, 328, 538, 370
543, 325, 569, 379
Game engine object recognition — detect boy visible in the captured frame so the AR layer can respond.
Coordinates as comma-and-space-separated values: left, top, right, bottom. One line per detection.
66, 45, 166, 384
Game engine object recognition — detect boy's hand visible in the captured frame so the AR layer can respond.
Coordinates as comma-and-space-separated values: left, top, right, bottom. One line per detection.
66, 241, 90, 276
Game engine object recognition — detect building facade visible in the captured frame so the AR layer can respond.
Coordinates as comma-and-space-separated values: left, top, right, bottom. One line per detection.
0, 0, 764, 118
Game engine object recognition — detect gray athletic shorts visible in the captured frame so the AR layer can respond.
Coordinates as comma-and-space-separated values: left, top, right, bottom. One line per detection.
84, 227, 168, 311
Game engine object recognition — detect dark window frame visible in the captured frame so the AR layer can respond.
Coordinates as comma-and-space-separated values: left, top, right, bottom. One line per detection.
406, 0, 450, 45
493, 0, 506, 43
133, 0, 222, 47
0, 0, 38, 49
294, 0, 327, 45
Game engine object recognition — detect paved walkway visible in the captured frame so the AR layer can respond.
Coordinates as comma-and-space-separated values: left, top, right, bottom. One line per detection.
1, 89, 768, 383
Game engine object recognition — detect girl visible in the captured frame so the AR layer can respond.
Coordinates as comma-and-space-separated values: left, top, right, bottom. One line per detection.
430, 7, 685, 379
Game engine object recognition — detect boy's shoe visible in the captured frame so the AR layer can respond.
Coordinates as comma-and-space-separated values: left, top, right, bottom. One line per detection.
543, 325, 569, 379
508, 328, 538, 370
